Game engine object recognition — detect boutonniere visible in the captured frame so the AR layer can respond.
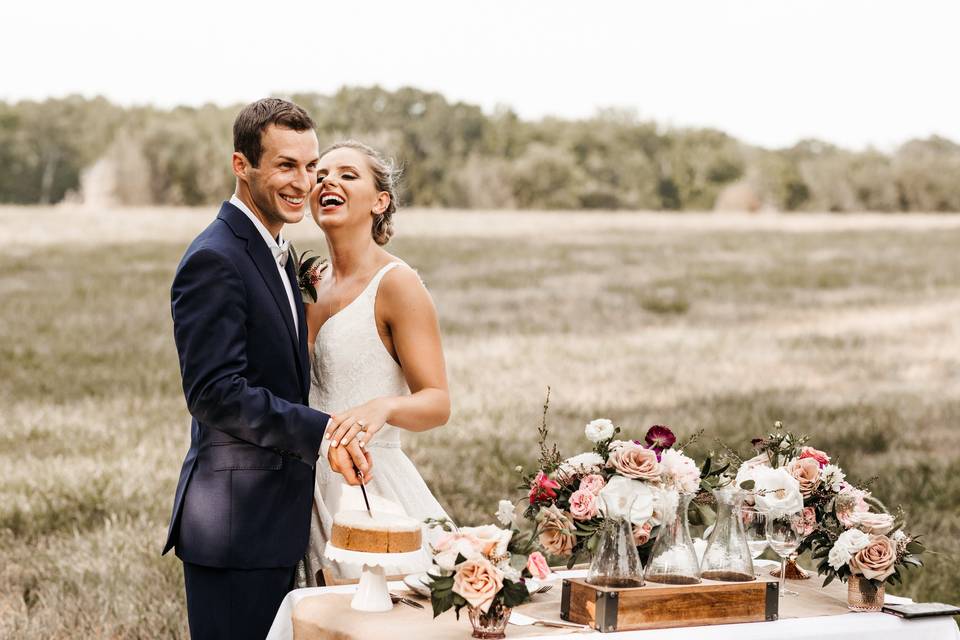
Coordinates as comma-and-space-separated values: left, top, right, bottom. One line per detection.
289, 244, 329, 304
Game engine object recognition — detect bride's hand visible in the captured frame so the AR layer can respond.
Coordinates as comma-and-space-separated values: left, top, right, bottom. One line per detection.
326, 398, 394, 449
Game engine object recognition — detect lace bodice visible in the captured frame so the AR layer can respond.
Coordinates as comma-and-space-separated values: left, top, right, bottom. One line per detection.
309, 262, 408, 447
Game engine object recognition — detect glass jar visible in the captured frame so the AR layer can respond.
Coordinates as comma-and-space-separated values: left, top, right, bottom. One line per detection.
587, 494, 644, 588
467, 601, 512, 639
700, 487, 756, 581
643, 490, 702, 585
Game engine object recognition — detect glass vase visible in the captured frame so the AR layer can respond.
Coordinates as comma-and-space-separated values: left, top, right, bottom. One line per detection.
467, 601, 512, 639
643, 490, 702, 585
587, 494, 644, 588
847, 574, 885, 612
700, 487, 755, 581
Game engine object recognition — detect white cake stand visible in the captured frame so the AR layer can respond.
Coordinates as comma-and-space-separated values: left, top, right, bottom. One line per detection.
323, 543, 429, 612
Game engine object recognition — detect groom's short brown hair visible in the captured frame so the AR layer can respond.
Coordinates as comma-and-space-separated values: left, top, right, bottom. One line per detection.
233, 98, 315, 168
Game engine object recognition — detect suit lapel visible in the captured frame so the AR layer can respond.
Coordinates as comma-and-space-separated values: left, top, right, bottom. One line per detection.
285, 254, 311, 398
218, 203, 302, 378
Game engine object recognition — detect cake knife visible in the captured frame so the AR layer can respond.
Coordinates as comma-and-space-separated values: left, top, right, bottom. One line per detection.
357, 469, 373, 518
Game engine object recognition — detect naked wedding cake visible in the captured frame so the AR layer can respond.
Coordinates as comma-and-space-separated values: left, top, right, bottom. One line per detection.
330, 510, 422, 553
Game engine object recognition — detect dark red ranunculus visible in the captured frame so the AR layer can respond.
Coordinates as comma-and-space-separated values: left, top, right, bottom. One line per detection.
645, 425, 676, 451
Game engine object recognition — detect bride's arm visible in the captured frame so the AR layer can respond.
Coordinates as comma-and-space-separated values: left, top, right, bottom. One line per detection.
326, 266, 450, 448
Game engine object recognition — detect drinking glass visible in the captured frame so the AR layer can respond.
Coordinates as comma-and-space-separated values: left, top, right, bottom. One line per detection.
740, 506, 768, 574
766, 511, 803, 597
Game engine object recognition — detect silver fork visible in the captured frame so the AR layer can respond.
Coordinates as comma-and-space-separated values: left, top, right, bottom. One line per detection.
390, 593, 424, 610
533, 584, 553, 595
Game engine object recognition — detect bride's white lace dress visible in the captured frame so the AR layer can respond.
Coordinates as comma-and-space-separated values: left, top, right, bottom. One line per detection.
302, 262, 451, 584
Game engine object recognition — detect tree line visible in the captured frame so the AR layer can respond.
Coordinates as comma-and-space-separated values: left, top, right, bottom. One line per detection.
2, 87, 959, 212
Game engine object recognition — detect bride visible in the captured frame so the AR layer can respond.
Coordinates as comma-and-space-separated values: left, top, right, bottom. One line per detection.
301, 140, 452, 585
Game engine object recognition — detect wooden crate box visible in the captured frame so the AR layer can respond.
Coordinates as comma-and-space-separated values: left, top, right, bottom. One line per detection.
560, 577, 779, 632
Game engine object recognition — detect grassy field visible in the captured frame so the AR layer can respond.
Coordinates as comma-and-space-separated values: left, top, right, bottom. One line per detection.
1, 206, 959, 637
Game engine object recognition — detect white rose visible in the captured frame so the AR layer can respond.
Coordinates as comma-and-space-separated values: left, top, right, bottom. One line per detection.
556, 452, 605, 483
752, 466, 804, 518
585, 419, 615, 443
598, 475, 654, 524
821, 464, 846, 492
495, 499, 516, 527
735, 453, 770, 490
828, 528, 871, 570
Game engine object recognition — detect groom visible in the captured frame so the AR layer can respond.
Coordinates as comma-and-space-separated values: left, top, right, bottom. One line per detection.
163, 98, 372, 639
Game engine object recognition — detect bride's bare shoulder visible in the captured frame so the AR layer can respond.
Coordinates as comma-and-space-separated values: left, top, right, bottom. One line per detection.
377, 261, 434, 317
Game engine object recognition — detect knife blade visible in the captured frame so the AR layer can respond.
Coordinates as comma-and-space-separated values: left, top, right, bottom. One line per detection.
357, 468, 373, 518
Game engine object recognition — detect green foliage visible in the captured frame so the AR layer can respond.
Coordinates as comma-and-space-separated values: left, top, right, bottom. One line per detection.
4, 89, 960, 210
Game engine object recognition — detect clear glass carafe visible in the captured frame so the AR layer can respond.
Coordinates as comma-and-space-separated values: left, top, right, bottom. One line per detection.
643, 490, 702, 585
587, 494, 644, 588
700, 487, 756, 581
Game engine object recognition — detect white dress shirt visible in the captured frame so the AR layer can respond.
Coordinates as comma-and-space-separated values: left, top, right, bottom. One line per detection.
230, 195, 299, 333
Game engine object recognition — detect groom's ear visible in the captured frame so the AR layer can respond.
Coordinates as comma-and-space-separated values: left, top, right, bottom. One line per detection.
232, 152, 251, 180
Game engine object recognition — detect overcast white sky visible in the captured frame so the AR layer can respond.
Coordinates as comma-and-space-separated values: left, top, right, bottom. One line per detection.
4, 0, 957, 150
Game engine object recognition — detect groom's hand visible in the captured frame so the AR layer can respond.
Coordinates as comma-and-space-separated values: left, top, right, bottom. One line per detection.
327, 440, 373, 486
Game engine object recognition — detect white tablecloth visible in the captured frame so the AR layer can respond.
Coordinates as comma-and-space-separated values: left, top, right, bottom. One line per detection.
267, 566, 960, 640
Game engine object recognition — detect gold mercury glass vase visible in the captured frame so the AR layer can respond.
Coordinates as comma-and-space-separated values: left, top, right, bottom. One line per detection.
847, 574, 885, 612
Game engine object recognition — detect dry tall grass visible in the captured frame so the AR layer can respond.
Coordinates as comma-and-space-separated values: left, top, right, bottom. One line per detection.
2, 206, 959, 637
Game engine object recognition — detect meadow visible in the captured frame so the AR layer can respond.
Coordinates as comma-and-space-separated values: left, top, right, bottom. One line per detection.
1, 206, 959, 637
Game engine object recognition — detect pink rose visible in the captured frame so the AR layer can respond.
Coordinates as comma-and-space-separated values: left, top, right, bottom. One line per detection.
799, 446, 830, 468
529, 471, 560, 505
836, 486, 870, 528
536, 505, 575, 556
569, 489, 599, 521
453, 558, 504, 613
632, 521, 653, 546
433, 532, 484, 571
851, 512, 895, 535
526, 551, 550, 580
787, 457, 821, 498
659, 449, 701, 494
797, 507, 817, 537
459, 525, 513, 560
608, 443, 661, 481
579, 474, 606, 495
848, 535, 897, 581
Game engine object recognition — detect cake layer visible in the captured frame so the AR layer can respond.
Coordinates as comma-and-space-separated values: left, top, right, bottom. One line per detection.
331, 510, 422, 553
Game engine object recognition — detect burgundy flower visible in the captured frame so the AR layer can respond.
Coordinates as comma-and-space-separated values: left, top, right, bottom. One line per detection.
645, 425, 676, 450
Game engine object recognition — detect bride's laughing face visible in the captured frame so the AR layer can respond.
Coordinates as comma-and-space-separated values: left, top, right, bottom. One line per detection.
310, 147, 390, 235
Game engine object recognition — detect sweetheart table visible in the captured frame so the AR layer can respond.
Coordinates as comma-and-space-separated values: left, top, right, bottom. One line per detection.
267, 565, 960, 640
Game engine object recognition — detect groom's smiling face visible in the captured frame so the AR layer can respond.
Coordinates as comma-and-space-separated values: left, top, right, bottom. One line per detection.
241, 124, 319, 230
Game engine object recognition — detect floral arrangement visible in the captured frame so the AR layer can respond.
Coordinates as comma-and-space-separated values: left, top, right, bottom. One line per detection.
424, 515, 546, 619
290, 245, 329, 304
520, 389, 711, 567
730, 421, 924, 587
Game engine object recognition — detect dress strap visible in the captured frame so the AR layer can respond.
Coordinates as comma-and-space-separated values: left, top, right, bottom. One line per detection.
366, 262, 403, 297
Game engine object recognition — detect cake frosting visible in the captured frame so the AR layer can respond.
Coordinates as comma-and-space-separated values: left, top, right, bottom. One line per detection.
331, 510, 422, 553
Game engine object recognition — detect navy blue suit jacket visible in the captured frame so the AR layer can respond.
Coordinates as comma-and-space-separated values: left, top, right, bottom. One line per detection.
163, 201, 329, 568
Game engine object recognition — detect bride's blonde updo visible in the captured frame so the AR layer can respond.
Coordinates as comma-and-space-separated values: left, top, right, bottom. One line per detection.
320, 140, 400, 246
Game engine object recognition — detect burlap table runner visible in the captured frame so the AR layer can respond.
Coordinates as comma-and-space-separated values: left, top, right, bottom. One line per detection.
291, 576, 853, 639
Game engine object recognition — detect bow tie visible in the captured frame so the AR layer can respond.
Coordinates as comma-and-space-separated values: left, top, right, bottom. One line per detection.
272, 239, 291, 267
